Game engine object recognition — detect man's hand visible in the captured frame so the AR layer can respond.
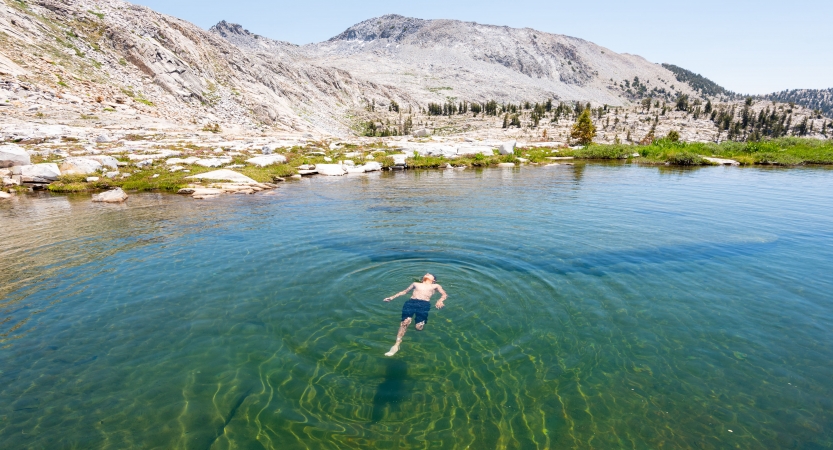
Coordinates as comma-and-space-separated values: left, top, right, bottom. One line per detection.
436, 300, 445, 309
383, 297, 392, 302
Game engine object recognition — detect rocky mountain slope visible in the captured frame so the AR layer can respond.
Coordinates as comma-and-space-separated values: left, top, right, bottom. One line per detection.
0, 0, 412, 136
764, 88, 833, 118
300, 15, 700, 107
1, 0, 828, 141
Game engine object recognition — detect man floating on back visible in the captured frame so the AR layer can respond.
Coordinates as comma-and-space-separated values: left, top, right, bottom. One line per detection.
383, 273, 448, 356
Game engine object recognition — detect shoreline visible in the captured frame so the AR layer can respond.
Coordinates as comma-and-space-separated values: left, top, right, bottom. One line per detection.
3, 137, 832, 202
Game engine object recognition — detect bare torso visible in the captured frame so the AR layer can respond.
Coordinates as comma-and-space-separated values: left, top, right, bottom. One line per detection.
408, 282, 443, 301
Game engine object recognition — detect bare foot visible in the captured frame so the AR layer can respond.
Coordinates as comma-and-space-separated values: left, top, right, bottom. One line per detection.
385, 345, 399, 357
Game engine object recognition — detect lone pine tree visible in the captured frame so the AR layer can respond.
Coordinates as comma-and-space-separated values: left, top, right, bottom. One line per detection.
570, 109, 596, 145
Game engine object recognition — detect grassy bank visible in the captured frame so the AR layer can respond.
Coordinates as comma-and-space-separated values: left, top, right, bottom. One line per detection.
407, 137, 833, 168
39, 137, 833, 194
559, 137, 833, 166
47, 156, 300, 194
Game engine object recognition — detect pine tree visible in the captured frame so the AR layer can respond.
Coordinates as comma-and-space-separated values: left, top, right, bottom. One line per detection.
675, 94, 689, 111
502, 113, 509, 129
570, 109, 596, 145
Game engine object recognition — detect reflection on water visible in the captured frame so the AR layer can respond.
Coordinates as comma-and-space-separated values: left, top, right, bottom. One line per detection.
1, 165, 833, 449
372, 359, 409, 423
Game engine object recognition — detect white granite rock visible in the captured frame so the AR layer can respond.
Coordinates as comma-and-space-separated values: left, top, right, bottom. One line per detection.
60, 157, 103, 175
247, 155, 287, 166
185, 169, 257, 184
166, 157, 199, 165
92, 188, 128, 203
315, 164, 347, 176
0, 144, 30, 168
499, 141, 516, 155
194, 157, 232, 168
12, 163, 61, 181
86, 155, 120, 169
362, 161, 383, 172
703, 157, 740, 166
457, 146, 494, 156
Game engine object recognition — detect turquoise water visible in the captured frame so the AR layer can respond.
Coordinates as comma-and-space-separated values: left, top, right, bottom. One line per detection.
1, 164, 832, 449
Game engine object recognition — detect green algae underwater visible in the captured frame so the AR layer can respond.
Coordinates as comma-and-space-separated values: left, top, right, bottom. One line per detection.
1, 164, 832, 449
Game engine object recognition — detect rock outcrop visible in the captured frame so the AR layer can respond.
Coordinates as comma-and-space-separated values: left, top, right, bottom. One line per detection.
0, 144, 30, 168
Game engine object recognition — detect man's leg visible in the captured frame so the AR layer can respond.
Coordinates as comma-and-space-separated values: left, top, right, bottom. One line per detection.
385, 317, 411, 356
415, 305, 429, 331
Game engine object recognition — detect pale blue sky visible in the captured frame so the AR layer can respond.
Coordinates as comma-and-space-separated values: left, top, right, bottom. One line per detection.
131, 0, 831, 95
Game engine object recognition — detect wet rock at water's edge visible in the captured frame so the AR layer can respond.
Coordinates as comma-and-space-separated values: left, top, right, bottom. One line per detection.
0, 144, 30, 168
92, 188, 128, 203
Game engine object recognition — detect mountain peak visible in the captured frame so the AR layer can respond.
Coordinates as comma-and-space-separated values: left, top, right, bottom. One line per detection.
209, 20, 251, 38
329, 14, 429, 42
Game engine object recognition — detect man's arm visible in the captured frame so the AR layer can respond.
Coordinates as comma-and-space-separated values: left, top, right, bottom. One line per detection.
435, 285, 448, 309
384, 283, 415, 302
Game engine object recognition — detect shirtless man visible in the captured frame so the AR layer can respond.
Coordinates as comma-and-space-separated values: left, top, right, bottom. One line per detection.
383, 273, 448, 356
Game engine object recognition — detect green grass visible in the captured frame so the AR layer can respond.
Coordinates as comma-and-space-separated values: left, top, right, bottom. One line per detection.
46, 158, 298, 193
237, 164, 296, 182
552, 138, 833, 166
40, 138, 833, 196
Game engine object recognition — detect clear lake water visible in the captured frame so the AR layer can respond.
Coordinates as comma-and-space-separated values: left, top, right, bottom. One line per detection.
1, 163, 832, 449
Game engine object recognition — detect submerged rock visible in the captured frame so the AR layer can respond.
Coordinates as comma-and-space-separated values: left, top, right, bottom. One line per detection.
92, 188, 128, 203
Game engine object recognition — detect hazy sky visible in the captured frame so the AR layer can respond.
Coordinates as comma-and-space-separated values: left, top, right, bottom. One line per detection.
131, 0, 831, 95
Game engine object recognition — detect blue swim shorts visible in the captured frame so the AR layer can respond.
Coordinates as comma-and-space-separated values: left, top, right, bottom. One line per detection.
401, 299, 430, 325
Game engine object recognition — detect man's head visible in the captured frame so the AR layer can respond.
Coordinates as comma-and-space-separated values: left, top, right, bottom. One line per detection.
423, 273, 436, 283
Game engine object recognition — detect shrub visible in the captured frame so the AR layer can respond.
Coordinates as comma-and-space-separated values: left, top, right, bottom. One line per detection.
665, 151, 705, 166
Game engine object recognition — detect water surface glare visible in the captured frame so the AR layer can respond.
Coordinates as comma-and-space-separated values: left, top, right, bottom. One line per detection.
1, 165, 832, 449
